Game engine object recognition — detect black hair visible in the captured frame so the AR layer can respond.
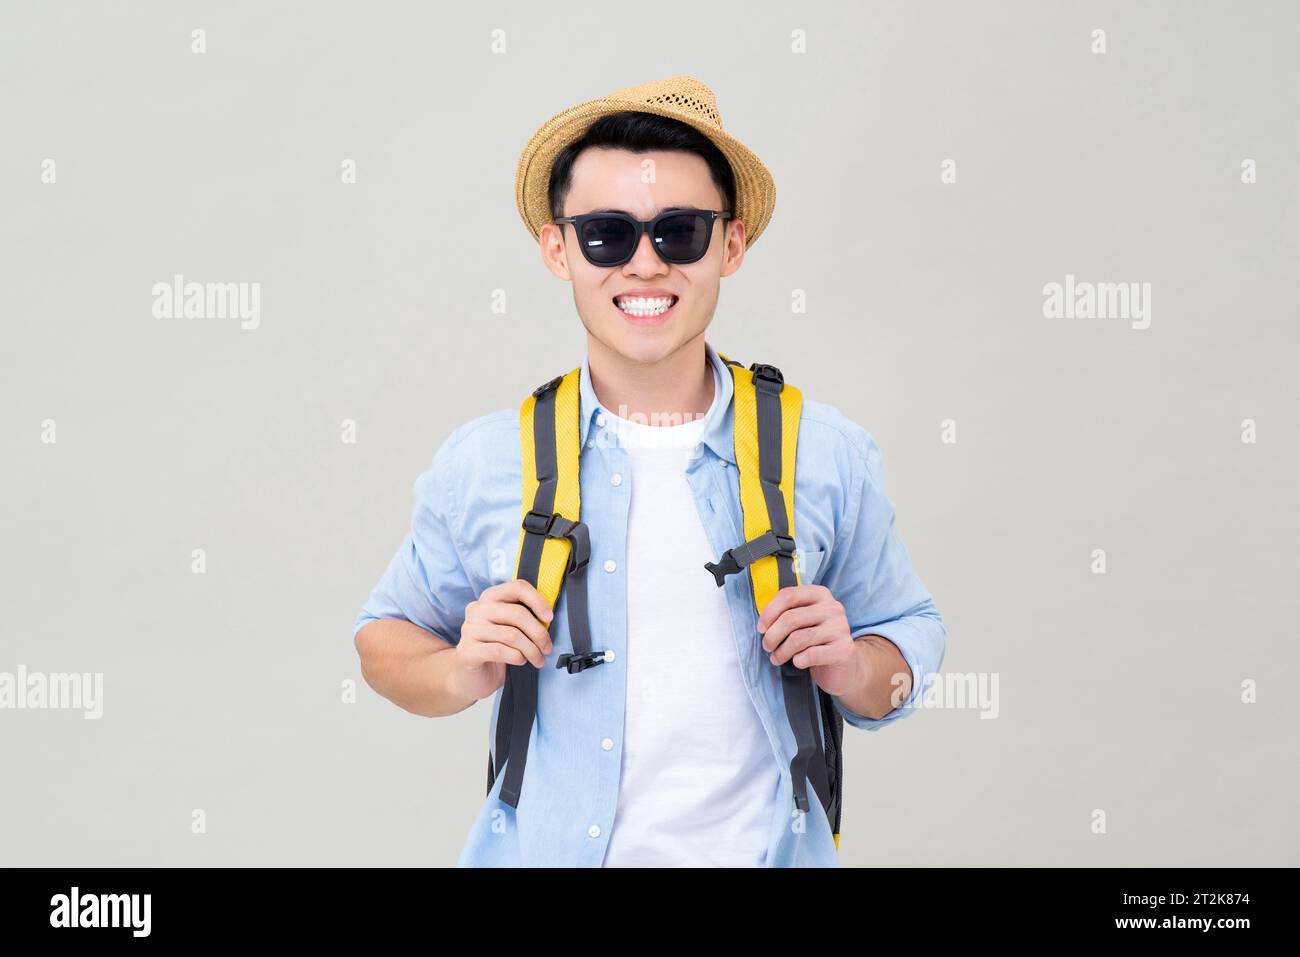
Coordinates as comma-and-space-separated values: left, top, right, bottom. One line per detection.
547, 111, 737, 221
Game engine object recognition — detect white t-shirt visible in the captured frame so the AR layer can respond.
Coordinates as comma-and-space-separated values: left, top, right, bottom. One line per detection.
601, 383, 782, 867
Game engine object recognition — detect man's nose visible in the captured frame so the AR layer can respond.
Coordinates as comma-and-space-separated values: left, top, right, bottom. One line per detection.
624, 229, 667, 274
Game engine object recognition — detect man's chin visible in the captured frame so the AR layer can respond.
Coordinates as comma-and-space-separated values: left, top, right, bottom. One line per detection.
601, 328, 682, 366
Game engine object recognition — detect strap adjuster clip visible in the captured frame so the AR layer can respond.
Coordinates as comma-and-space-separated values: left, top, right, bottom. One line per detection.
556, 650, 610, 674
703, 529, 797, 587
532, 375, 564, 398
748, 362, 784, 388
522, 509, 556, 536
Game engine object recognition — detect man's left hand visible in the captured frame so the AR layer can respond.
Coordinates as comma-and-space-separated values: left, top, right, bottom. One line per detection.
757, 584, 858, 696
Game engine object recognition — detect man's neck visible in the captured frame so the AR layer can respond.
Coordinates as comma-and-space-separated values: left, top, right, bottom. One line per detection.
587, 334, 715, 427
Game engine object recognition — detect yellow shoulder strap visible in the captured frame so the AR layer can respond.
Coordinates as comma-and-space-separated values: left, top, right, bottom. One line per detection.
716, 351, 804, 611
514, 367, 583, 606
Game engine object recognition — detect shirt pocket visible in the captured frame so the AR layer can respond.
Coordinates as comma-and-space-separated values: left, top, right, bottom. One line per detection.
795, 547, 826, 584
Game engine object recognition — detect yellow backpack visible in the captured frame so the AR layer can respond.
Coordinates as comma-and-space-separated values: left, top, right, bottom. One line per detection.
486, 354, 844, 850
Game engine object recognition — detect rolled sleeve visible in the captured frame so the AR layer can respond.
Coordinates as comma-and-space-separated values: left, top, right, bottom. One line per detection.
818, 431, 946, 731
353, 435, 480, 646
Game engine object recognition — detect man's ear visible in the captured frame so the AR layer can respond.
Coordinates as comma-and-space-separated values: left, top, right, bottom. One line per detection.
539, 223, 573, 281
720, 217, 747, 278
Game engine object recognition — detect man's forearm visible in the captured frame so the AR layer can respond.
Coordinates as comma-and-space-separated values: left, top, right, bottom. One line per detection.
836, 633, 913, 721
355, 617, 476, 718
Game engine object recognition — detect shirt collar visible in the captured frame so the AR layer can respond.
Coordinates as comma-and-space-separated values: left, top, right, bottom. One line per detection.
579, 340, 737, 465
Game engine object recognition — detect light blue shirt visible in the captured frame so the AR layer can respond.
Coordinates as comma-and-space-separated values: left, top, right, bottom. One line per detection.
354, 341, 946, 866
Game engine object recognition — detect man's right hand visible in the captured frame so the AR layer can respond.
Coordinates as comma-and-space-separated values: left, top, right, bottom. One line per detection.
449, 579, 555, 701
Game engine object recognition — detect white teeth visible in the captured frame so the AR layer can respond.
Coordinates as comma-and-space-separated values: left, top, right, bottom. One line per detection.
615, 295, 676, 317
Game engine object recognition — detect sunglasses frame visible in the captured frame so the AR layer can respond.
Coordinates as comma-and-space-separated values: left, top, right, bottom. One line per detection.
553, 208, 732, 267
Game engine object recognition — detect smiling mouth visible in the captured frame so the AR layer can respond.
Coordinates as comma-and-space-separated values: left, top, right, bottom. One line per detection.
613, 295, 679, 321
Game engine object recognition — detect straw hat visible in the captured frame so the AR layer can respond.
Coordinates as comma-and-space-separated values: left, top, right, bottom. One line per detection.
515, 75, 777, 250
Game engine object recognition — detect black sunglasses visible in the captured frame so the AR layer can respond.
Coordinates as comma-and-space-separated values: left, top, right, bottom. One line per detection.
554, 208, 731, 267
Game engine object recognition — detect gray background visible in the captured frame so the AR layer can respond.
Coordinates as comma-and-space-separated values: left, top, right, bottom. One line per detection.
2, 0, 1296, 866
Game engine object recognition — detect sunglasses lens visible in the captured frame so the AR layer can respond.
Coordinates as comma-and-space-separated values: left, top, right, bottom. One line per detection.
579, 217, 637, 266
654, 213, 712, 263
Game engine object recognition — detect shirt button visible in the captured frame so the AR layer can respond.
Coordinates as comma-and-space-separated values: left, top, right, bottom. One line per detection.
588, 824, 601, 838
596, 413, 606, 427
610, 473, 623, 486
603, 559, 617, 573
601, 737, 614, 751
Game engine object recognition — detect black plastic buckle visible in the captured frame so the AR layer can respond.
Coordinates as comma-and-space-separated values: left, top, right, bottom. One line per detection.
748, 362, 784, 388
556, 650, 609, 674
704, 552, 738, 587
532, 375, 564, 398
522, 509, 557, 536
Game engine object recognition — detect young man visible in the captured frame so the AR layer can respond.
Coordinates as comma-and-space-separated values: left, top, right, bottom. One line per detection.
353, 76, 945, 867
